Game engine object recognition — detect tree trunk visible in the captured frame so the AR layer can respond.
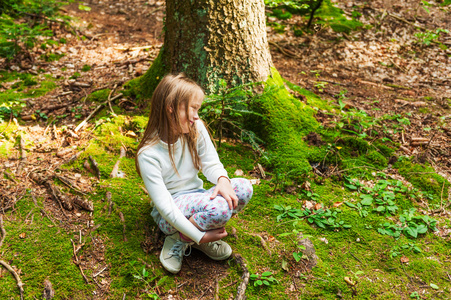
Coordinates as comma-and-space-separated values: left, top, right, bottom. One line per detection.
141, 0, 273, 95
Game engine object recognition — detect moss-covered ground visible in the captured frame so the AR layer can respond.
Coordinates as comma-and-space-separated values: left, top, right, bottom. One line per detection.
0, 71, 450, 299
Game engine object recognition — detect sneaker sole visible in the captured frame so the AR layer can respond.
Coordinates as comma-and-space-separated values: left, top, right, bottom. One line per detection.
192, 245, 232, 261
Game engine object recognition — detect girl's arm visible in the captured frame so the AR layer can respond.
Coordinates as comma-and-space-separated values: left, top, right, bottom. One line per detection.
138, 153, 206, 244
197, 121, 238, 209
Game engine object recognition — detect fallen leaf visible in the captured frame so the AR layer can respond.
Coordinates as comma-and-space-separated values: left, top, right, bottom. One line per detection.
333, 201, 343, 208
281, 258, 289, 271
344, 277, 356, 286
234, 169, 244, 176
400, 256, 409, 263
267, 235, 275, 242
314, 203, 322, 210
304, 200, 314, 210
125, 131, 137, 138
301, 181, 311, 192
249, 179, 260, 185
19, 232, 26, 239
318, 237, 329, 244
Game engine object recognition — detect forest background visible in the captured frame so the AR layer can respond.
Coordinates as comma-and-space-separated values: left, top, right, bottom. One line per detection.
0, 0, 451, 299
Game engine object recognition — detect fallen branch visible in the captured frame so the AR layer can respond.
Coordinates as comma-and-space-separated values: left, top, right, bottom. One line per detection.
268, 41, 299, 59
54, 174, 88, 196
71, 239, 90, 284
110, 145, 127, 178
0, 260, 24, 300
73, 196, 94, 212
75, 94, 123, 132
234, 254, 249, 300
93, 265, 108, 278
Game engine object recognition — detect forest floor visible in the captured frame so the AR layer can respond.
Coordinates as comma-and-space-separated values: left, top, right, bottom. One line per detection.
0, 0, 451, 299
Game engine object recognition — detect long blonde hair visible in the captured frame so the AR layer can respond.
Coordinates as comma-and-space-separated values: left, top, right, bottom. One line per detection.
135, 73, 204, 177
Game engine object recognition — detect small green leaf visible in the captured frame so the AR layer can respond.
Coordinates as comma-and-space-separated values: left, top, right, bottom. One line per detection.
261, 271, 272, 277
256, 280, 263, 286
430, 283, 439, 290
78, 4, 91, 11
263, 280, 270, 286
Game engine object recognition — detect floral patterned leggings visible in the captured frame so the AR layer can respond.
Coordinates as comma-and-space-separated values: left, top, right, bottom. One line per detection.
158, 178, 253, 235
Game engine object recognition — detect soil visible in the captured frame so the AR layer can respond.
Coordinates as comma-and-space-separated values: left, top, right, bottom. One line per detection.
0, 0, 450, 299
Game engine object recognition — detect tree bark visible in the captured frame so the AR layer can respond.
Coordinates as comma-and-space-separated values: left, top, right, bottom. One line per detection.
141, 0, 273, 95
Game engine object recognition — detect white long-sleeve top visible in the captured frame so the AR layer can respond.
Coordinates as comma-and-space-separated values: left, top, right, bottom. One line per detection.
137, 120, 228, 244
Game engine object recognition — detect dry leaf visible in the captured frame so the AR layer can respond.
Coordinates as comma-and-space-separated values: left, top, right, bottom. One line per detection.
249, 179, 260, 185
333, 202, 343, 208
301, 181, 311, 192
267, 235, 275, 242
314, 203, 322, 210
344, 277, 356, 286
304, 200, 314, 210
234, 169, 244, 176
400, 256, 409, 263
318, 237, 329, 244
125, 131, 137, 138
19, 232, 26, 239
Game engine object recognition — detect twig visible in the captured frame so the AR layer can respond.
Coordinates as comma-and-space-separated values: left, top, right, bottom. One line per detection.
0, 215, 5, 248
250, 233, 271, 255
54, 174, 88, 195
106, 191, 114, 216
0, 260, 24, 300
349, 251, 362, 264
215, 278, 220, 300
268, 41, 299, 59
118, 211, 127, 242
89, 156, 101, 179
110, 145, 127, 178
93, 265, 108, 278
31, 194, 56, 226
234, 254, 249, 300
386, 12, 426, 31
107, 84, 118, 116
71, 239, 90, 284
74, 92, 121, 131
4, 171, 18, 184
16, 135, 27, 176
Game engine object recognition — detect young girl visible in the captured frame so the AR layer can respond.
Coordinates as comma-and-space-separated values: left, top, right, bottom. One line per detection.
136, 73, 253, 274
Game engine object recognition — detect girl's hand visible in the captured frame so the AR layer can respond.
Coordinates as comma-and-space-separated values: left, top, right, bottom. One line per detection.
200, 227, 228, 243
210, 177, 238, 210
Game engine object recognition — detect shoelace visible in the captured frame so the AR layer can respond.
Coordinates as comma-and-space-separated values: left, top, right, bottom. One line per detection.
167, 241, 192, 261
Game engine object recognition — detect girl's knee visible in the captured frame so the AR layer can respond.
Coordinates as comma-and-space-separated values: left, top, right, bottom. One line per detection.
231, 178, 253, 202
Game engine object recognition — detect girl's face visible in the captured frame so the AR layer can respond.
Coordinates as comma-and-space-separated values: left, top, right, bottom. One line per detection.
178, 96, 203, 134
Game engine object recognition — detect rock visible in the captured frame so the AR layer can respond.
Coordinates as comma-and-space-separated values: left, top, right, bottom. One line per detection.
297, 233, 318, 270
43, 279, 55, 299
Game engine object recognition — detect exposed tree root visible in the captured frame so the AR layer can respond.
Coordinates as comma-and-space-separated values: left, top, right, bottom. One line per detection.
234, 254, 249, 300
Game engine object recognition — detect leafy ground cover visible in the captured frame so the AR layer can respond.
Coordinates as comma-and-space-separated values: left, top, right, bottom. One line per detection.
1, 0, 451, 299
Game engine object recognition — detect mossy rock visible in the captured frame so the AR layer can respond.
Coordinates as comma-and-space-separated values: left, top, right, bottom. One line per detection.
394, 160, 450, 203
87, 89, 111, 102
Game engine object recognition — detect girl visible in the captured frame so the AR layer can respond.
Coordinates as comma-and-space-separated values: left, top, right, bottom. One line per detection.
136, 73, 253, 274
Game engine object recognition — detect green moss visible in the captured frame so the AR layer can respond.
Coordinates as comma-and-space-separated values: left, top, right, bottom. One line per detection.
248, 68, 319, 178
138, 48, 170, 101
394, 160, 450, 203
284, 79, 333, 111
87, 89, 111, 102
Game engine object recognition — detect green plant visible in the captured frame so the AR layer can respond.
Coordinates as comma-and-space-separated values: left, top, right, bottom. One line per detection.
250, 271, 278, 287
415, 28, 449, 46
129, 261, 164, 299
81, 64, 91, 72
201, 80, 264, 151
0, 14, 52, 60
410, 291, 420, 299
274, 204, 307, 222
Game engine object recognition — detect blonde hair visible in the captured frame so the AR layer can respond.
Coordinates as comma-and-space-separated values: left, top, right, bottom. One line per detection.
135, 73, 204, 177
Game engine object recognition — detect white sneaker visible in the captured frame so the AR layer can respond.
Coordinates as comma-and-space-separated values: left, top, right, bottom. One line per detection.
193, 240, 232, 261
160, 233, 193, 274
